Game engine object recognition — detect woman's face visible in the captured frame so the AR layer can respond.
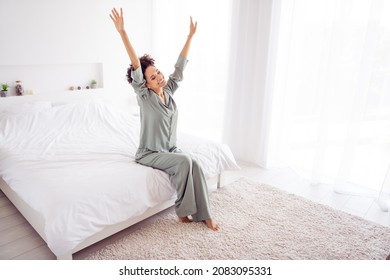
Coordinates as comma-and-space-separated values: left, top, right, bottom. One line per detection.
145, 65, 167, 91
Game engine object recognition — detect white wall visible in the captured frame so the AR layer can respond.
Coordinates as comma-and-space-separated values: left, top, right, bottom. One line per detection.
0, 0, 233, 141
0, 0, 152, 97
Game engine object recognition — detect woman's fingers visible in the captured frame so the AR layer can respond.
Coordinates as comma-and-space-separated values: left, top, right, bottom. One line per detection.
110, 8, 121, 20
189, 16, 197, 36
109, 7, 124, 27
112, 8, 119, 17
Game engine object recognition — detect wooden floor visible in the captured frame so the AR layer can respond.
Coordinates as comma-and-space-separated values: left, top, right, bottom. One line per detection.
1, 161, 390, 260
0, 189, 55, 259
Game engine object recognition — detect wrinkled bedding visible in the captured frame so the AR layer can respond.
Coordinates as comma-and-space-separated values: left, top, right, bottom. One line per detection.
0, 100, 238, 256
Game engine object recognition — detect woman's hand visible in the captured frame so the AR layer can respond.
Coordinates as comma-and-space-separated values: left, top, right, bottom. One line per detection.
188, 16, 197, 38
180, 17, 197, 58
109, 8, 125, 33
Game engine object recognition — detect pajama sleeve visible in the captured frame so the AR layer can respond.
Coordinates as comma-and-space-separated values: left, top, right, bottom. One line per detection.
130, 66, 149, 97
165, 55, 188, 95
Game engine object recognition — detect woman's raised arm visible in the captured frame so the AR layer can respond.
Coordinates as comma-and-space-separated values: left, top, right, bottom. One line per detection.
109, 8, 140, 70
180, 16, 197, 58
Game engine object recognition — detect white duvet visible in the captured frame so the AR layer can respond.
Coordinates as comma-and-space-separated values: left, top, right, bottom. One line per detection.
0, 100, 238, 256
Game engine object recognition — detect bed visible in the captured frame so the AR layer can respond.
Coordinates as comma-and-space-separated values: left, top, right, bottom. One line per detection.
0, 93, 239, 259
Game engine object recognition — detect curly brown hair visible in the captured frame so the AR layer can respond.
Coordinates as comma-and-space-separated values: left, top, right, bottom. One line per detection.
126, 54, 155, 84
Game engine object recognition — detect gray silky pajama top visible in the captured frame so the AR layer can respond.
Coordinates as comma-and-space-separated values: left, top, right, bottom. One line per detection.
130, 55, 188, 159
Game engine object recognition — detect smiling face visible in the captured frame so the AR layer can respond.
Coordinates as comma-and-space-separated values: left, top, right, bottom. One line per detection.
145, 65, 167, 92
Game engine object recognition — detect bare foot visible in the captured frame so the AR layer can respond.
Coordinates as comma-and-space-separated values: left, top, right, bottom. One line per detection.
204, 219, 220, 231
179, 216, 193, 223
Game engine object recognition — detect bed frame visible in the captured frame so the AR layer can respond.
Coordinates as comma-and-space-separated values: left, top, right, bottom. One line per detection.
0, 174, 221, 260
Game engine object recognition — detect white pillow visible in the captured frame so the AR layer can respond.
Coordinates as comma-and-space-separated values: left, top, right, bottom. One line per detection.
0, 101, 52, 118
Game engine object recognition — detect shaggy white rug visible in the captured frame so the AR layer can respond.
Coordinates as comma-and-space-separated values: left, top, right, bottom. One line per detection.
85, 178, 390, 260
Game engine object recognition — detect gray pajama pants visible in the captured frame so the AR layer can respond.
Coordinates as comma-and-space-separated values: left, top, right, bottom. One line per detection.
136, 151, 211, 222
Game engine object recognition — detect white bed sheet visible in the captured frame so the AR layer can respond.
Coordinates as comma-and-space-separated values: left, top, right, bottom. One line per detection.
0, 100, 238, 256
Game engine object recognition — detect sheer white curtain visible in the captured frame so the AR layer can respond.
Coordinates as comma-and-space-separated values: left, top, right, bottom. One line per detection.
223, 0, 276, 166
269, 0, 390, 195
224, 0, 390, 197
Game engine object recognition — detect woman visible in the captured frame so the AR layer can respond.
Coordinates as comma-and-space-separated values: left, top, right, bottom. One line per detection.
109, 8, 219, 231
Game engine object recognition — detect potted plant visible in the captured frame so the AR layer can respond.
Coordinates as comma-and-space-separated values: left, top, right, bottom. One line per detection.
91, 79, 97, 89
1, 83, 9, 97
